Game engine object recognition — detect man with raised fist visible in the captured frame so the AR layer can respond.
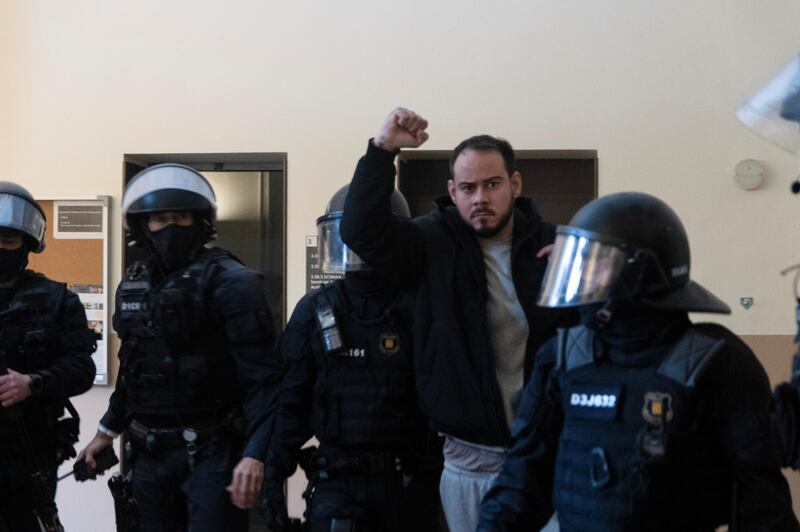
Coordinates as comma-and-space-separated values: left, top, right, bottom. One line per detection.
340, 108, 575, 531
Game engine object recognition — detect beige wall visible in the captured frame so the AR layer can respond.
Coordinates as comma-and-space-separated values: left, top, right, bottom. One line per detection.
3, 0, 800, 528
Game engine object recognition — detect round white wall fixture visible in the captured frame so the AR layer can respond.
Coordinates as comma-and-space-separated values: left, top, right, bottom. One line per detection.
734, 159, 766, 190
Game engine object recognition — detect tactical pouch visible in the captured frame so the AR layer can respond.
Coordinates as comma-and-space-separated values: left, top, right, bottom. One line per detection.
178, 355, 210, 403
109, 471, 138, 532
54, 417, 79, 466
53, 400, 80, 466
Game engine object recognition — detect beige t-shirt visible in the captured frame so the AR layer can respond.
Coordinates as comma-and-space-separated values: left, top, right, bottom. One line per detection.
481, 239, 530, 429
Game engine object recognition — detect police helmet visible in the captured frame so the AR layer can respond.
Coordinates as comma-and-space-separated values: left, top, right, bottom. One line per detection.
316, 185, 411, 273
0, 181, 46, 253
122, 163, 217, 240
538, 192, 730, 314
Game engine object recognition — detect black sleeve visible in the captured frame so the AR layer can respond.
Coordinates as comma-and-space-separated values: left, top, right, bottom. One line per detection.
99, 343, 133, 434
265, 295, 317, 482
99, 297, 134, 434
478, 339, 562, 532
213, 266, 283, 460
697, 325, 799, 531
35, 287, 96, 398
340, 140, 426, 290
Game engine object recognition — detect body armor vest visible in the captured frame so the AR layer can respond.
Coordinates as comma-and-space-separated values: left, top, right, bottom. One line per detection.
553, 325, 729, 532
310, 281, 429, 449
115, 250, 239, 422
0, 273, 60, 376
0, 272, 84, 461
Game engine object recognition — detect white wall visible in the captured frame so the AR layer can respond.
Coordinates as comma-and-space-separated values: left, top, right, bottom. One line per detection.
0, 0, 797, 335
2, 0, 800, 527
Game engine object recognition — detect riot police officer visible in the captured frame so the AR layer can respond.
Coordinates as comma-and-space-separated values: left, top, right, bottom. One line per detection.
0, 182, 97, 531
262, 186, 441, 532
478, 192, 799, 531
79, 164, 281, 531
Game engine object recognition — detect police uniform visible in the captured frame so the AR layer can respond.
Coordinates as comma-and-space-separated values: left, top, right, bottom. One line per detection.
478, 192, 799, 532
0, 183, 96, 532
95, 164, 281, 532
264, 185, 440, 532
266, 275, 440, 532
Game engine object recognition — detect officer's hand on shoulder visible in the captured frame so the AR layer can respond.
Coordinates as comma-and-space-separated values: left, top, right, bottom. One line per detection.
0, 369, 32, 407
374, 107, 429, 152
537, 244, 554, 259
227, 457, 265, 509
77, 432, 113, 469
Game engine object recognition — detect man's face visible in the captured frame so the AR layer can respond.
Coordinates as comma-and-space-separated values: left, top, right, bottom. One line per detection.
447, 149, 522, 241
146, 211, 194, 233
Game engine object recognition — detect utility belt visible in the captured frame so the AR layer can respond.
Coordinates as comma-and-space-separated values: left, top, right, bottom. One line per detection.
127, 418, 231, 454
302, 446, 442, 479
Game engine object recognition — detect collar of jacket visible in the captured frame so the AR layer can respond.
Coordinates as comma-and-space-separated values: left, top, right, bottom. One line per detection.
432, 195, 544, 251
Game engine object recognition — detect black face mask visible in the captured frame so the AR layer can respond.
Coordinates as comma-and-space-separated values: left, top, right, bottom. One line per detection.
0, 247, 28, 282
147, 224, 199, 272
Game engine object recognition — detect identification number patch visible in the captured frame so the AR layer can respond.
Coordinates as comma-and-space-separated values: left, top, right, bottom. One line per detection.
565, 383, 622, 421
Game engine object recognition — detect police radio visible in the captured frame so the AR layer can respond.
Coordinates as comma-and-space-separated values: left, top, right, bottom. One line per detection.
315, 305, 344, 354
313, 286, 345, 354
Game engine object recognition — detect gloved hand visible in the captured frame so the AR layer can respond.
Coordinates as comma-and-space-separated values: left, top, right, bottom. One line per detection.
260, 480, 289, 532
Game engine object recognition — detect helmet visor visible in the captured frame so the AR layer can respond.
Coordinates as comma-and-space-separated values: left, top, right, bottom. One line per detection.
0, 193, 46, 249
538, 229, 628, 308
317, 216, 368, 273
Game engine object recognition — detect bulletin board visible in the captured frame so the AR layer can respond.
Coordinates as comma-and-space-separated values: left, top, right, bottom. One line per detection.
27, 198, 110, 385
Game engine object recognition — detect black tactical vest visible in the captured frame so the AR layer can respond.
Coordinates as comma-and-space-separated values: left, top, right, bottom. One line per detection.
553, 325, 729, 532
0, 272, 86, 449
0, 272, 61, 375
115, 250, 239, 421
310, 281, 429, 448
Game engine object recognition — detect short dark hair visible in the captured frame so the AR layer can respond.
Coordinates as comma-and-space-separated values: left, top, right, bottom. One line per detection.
449, 135, 516, 177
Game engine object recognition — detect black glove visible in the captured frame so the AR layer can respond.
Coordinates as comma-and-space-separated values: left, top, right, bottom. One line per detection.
260, 480, 289, 532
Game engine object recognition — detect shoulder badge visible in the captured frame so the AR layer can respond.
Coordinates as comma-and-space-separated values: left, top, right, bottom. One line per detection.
379, 332, 400, 356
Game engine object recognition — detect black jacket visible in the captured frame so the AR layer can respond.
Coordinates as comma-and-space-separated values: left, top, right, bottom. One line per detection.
266, 275, 431, 481
478, 315, 799, 531
341, 141, 576, 446
100, 248, 282, 459
0, 271, 97, 446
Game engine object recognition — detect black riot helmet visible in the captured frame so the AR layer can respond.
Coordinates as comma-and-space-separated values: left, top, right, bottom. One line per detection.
538, 192, 730, 318
122, 163, 217, 243
0, 181, 46, 253
316, 185, 411, 273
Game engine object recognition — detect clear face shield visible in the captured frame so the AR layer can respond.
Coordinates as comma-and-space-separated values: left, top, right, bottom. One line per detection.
537, 228, 629, 308
0, 194, 46, 249
316, 214, 369, 274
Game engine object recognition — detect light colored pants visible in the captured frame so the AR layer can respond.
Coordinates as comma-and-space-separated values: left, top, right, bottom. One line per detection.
439, 461, 560, 532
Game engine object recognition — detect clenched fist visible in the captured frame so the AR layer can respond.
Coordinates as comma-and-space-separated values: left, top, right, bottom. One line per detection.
373, 107, 430, 152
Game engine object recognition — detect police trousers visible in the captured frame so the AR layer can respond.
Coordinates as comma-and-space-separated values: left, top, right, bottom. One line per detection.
131, 438, 247, 532
0, 451, 59, 532
307, 469, 441, 532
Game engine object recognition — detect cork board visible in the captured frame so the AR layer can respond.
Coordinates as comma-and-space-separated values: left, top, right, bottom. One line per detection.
27, 199, 110, 385
28, 201, 103, 285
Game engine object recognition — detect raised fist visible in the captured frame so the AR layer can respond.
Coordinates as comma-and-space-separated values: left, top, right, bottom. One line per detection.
373, 107, 429, 152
